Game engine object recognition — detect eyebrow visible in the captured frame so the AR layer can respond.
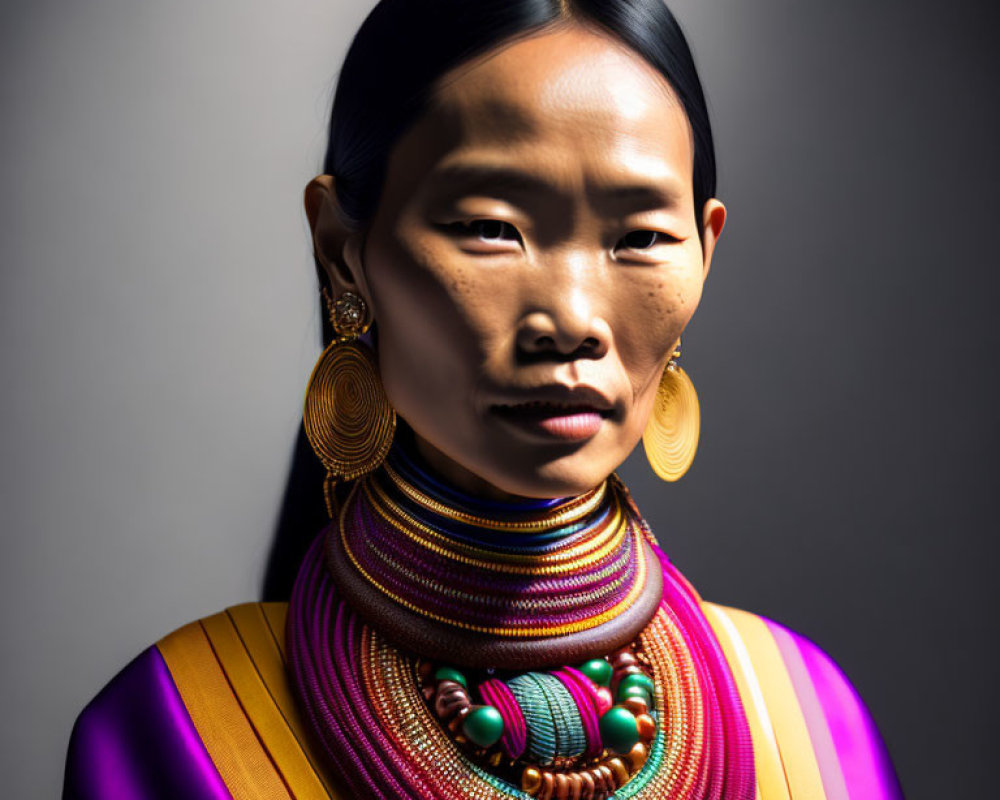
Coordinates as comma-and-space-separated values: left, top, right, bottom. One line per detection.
426, 162, 685, 211
428, 163, 553, 199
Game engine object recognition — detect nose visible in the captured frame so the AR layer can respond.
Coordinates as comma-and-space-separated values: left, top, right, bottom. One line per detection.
516, 257, 611, 360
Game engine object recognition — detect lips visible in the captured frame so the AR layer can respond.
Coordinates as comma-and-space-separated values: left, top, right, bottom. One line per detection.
489, 389, 614, 442
492, 401, 611, 417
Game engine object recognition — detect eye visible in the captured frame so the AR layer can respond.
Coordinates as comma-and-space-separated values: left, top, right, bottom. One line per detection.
457, 219, 521, 243
616, 230, 673, 251
612, 229, 680, 263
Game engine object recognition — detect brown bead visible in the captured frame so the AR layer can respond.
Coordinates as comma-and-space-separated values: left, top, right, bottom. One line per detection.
613, 663, 643, 681
635, 713, 656, 741
566, 772, 583, 800
626, 741, 649, 772
554, 773, 569, 800
622, 696, 649, 717
611, 665, 643, 695
584, 769, 602, 798
522, 767, 542, 796
612, 651, 638, 669
538, 772, 556, 800
596, 765, 614, 793
589, 767, 609, 797
579, 771, 596, 800
447, 705, 470, 733
607, 757, 629, 787
434, 681, 471, 723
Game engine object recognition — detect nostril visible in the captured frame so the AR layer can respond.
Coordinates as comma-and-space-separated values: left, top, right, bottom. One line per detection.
582, 336, 599, 351
535, 335, 556, 348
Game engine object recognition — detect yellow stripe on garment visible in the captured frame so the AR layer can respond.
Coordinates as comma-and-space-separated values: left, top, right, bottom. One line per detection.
224, 603, 341, 799
703, 603, 789, 800
719, 607, 827, 800
157, 618, 293, 799
260, 602, 290, 662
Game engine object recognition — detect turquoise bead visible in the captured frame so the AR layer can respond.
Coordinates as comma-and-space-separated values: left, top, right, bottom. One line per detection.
617, 672, 655, 699
434, 666, 467, 688
462, 705, 505, 748
599, 705, 640, 754
579, 658, 613, 687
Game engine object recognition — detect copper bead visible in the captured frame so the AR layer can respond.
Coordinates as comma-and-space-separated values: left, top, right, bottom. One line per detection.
623, 696, 649, 717
626, 741, 649, 772
522, 767, 542, 796
607, 757, 629, 786
538, 772, 556, 800
635, 713, 656, 741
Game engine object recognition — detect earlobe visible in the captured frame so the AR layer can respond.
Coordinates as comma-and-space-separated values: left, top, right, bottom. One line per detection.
341, 234, 372, 310
700, 199, 727, 280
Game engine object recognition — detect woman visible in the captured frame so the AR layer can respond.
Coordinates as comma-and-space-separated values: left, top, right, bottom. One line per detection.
64, 1, 903, 798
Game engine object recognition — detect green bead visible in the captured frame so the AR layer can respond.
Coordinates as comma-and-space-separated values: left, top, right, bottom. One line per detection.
434, 666, 467, 688
619, 684, 652, 705
462, 705, 505, 748
618, 672, 653, 701
579, 658, 614, 687
617, 672, 655, 700
599, 705, 640, 754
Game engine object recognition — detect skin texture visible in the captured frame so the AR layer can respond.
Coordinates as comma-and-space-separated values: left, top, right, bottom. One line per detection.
306, 22, 726, 500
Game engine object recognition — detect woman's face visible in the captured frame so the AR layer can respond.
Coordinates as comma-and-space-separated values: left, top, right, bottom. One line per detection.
332, 24, 725, 500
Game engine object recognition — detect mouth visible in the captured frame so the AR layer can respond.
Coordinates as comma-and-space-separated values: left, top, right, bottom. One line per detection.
489, 393, 614, 442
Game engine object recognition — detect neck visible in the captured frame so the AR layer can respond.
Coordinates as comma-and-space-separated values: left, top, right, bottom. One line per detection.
322, 442, 664, 668
400, 422, 591, 505
390, 424, 584, 509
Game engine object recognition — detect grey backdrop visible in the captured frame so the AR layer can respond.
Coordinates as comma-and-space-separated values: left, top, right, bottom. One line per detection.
2, 1, 996, 797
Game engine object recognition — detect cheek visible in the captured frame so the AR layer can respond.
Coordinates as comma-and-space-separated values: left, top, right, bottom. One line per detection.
363, 233, 512, 399
618, 262, 705, 378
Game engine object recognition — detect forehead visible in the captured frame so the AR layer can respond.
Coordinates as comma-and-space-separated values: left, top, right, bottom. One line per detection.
383, 24, 695, 206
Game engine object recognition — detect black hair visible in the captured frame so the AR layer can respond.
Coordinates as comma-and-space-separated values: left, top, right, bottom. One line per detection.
324, 0, 716, 227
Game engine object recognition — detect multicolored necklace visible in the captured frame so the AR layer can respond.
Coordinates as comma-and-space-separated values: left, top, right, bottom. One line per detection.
422, 645, 659, 798
286, 442, 756, 799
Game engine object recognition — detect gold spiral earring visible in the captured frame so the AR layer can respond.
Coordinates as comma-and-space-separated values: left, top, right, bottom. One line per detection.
303, 289, 396, 515
642, 343, 700, 482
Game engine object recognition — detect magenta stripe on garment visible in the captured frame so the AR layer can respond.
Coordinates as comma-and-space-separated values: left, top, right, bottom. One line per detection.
765, 620, 850, 800
789, 628, 905, 800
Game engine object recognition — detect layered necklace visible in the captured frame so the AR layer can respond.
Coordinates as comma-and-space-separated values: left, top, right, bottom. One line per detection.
287, 444, 755, 799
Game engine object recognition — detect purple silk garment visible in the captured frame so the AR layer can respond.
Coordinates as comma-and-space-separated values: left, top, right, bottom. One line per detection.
63, 646, 232, 800
773, 623, 906, 800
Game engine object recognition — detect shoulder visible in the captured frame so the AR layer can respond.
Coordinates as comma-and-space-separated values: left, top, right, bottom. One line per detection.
701, 602, 904, 800
65, 603, 342, 800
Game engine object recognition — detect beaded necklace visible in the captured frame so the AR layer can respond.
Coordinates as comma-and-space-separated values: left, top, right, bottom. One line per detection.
287, 445, 755, 799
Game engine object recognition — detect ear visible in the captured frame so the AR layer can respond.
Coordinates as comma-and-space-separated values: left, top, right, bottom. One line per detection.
699, 198, 727, 280
304, 175, 373, 309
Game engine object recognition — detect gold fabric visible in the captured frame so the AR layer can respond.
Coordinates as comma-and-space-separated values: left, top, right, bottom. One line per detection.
157, 603, 341, 799
156, 601, 842, 799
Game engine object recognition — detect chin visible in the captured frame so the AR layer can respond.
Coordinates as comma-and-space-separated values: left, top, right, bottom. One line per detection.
483, 457, 613, 500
